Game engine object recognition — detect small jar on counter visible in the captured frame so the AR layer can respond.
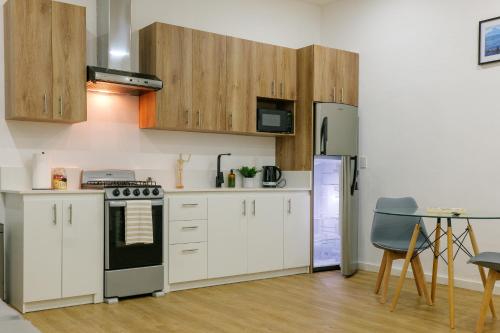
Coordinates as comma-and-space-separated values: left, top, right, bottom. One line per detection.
52, 168, 67, 190
228, 169, 236, 188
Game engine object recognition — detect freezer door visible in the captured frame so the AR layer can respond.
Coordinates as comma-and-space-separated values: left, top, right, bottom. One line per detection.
314, 103, 358, 156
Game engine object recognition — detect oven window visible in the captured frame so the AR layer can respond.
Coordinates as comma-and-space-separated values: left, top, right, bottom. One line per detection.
262, 113, 281, 127
108, 205, 163, 270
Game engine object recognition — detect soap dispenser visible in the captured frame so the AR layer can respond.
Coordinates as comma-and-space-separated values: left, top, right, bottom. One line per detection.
228, 169, 236, 188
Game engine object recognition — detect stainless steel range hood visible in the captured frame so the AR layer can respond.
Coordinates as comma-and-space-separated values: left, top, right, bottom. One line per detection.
87, 0, 162, 95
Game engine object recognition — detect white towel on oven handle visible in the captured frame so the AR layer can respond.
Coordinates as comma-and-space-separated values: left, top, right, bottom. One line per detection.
125, 200, 153, 245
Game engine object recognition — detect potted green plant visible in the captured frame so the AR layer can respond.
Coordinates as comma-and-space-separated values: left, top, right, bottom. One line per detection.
238, 166, 260, 188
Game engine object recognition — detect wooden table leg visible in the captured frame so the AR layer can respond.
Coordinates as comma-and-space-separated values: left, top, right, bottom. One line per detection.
446, 218, 455, 329
468, 223, 496, 318
431, 218, 441, 303
391, 224, 420, 312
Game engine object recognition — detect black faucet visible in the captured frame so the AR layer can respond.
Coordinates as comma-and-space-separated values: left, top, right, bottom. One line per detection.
216, 153, 231, 188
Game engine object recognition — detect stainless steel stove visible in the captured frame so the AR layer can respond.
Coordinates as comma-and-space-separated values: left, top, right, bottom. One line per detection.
81, 170, 164, 303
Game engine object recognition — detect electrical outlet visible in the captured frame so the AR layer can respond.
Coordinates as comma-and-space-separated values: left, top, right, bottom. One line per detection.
359, 156, 367, 169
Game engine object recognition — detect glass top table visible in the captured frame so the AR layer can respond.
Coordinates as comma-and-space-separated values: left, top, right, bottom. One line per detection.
373, 206, 499, 329
374, 207, 500, 220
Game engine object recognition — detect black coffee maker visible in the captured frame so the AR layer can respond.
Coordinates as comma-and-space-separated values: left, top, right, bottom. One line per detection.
261, 166, 285, 188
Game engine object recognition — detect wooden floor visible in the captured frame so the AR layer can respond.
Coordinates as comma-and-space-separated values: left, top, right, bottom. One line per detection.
25, 270, 499, 333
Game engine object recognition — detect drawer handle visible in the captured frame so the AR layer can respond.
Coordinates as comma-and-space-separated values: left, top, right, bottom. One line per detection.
182, 249, 199, 254
182, 203, 199, 207
182, 226, 199, 230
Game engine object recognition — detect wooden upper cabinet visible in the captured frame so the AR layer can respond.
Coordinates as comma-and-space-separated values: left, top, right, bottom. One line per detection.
192, 30, 226, 132
313, 45, 359, 106
4, 0, 86, 123
139, 23, 193, 129
277, 47, 297, 100
4, 0, 53, 121
255, 42, 278, 99
52, 1, 86, 122
336, 50, 359, 107
226, 37, 256, 133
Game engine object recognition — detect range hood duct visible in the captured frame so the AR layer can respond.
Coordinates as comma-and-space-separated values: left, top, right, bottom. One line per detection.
87, 0, 162, 95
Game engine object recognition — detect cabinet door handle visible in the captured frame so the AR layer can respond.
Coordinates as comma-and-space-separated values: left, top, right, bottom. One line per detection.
182, 249, 199, 254
271, 80, 275, 96
229, 113, 233, 129
182, 203, 199, 207
242, 200, 246, 216
332, 87, 336, 102
182, 226, 199, 231
59, 96, 63, 117
197, 111, 201, 127
252, 200, 256, 216
43, 94, 47, 114
185, 109, 189, 125
280, 82, 284, 97
52, 204, 57, 224
69, 203, 73, 224
288, 199, 292, 214
341, 88, 344, 103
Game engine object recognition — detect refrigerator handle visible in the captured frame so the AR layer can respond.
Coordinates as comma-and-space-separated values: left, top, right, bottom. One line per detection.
320, 117, 328, 155
350, 156, 359, 196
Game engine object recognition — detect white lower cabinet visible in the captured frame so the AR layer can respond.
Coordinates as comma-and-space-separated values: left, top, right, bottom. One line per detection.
207, 195, 247, 278
168, 191, 310, 285
284, 193, 311, 269
5, 193, 104, 313
247, 195, 284, 274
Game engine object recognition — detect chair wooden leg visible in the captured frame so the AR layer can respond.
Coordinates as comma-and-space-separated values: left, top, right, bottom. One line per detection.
431, 218, 441, 303
469, 224, 497, 318
381, 251, 393, 304
476, 269, 497, 333
391, 224, 420, 312
414, 255, 432, 306
375, 251, 388, 294
411, 259, 422, 296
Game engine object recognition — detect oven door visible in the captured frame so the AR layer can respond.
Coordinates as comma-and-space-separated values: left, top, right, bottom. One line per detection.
257, 108, 293, 133
105, 200, 163, 270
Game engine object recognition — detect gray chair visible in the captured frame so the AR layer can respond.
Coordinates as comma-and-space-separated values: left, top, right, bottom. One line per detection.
371, 197, 432, 307
469, 252, 500, 333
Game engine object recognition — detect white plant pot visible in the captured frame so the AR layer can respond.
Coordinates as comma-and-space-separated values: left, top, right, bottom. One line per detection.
242, 177, 255, 188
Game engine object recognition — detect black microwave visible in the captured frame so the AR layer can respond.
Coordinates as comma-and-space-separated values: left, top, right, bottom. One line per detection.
256, 108, 294, 134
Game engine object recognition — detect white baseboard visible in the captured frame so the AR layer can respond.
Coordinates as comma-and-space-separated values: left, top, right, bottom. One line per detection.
359, 261, 500, 295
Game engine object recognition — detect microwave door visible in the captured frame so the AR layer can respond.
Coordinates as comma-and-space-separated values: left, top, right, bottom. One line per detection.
314, 103, 358, 156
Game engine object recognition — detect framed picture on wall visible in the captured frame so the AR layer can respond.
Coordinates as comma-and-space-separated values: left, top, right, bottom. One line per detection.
479, 16, 500, 65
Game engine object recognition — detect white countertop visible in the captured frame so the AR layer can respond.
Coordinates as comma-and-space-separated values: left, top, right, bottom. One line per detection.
165, 187, 311, 193
1, 189, 105, 195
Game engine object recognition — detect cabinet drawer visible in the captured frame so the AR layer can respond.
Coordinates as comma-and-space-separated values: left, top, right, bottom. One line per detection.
169, 197, 207, 221
169, 220, 207, 245
168, 243, 207, 283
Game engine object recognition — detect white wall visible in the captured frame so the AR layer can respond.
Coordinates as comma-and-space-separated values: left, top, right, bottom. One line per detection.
321, 0, 500, 287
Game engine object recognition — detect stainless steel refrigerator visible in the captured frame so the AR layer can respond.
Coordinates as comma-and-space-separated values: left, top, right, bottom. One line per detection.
313, 102, 359, 276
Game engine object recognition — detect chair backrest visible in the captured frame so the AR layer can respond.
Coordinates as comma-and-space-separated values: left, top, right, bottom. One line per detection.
371, 197, 427, 245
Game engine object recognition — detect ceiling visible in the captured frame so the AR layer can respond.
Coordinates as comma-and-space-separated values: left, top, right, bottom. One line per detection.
299, 0, 335, 5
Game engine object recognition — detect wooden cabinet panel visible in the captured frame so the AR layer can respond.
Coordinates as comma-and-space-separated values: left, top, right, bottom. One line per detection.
52, 1, 86, 123
336, 50, 359, 106
226, 37, 256, 133
277, 47, 297, 100
23, 198, 62, 302
255, 42, 278, 98
4, 0, 53, 121
140, 23, 193, 129
247, 195, 284, 274
313, 45, 338, 103
207, 195, 247, 278
61, 196, 102, 298
192, 30, 226, 131
284, 193, 310, 269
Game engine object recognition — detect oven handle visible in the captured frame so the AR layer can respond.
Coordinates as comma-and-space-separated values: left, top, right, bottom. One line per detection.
108, 200, 164, 207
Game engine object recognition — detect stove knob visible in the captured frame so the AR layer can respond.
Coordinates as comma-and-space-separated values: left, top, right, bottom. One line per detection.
152, 188, 160, 196
133, 189, 141, 196
112, 189, 120, 197
143, 188, 150, 196
123, 188, 131, 196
